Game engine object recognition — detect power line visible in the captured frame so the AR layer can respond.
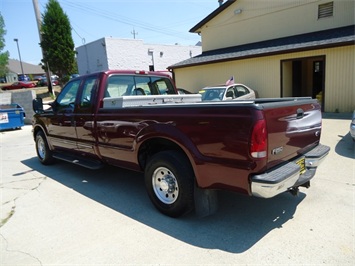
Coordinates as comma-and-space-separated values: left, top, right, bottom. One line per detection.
59, 0, 200, 41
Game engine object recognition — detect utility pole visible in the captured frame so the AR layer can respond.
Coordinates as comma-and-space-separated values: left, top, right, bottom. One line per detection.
13, 38, 24, 76
32, 0, 53, 94
131, 28, 138, 39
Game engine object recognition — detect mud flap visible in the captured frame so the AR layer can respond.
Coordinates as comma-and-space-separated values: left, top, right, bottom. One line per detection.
194, 186, 218, 218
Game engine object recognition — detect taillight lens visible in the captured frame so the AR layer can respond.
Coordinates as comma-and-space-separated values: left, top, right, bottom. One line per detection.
250, 119, 267, 158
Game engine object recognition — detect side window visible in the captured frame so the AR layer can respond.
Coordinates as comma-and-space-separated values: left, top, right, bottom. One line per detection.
79, 76, 98, 108
235, 85, 249, 97
226, 87, 235, 99
56, 79, 81, 108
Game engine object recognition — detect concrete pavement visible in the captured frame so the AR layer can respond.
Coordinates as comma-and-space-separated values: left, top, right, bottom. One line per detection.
0, 115, 354, 265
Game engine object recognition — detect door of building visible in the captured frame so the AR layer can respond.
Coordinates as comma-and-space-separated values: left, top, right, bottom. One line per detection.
281, 56, 325, 111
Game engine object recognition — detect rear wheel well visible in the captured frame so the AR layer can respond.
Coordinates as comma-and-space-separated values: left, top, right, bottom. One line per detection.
138, 138, 190, 170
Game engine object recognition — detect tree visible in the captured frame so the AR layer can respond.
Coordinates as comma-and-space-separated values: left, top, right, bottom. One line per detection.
40, 0, 76, 87
0, 13, 9, 78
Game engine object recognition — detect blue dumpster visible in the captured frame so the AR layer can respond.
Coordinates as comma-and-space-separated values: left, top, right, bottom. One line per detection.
0, 104, 25, 131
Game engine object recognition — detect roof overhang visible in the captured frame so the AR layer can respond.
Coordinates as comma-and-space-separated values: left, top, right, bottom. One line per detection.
170, 25, 355, 70
189, 0, 237, 33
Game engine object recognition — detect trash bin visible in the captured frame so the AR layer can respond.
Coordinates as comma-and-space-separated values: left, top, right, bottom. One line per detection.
0, 104, 26, 131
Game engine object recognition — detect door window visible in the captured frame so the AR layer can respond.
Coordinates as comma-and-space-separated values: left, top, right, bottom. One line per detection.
79, 76, 98, 108
56, 79, 81, 108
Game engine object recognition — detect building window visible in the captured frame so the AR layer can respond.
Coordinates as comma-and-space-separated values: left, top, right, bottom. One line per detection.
318, 2, 334, 19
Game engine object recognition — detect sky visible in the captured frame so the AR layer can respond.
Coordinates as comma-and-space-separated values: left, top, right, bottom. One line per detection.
1, 0, 219, 65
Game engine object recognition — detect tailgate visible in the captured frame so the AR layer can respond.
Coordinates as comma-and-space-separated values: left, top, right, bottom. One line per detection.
261, 98, 322, 168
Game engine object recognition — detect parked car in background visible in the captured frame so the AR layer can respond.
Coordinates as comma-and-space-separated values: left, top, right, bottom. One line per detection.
33, 75, 46, 81
177, 88, 193, 94
18, 74, 30, 81
70, 74, 80, 79
1, 81, 36, 90
350, 111, 355, 141
37, 77, 59, 87
199, 83, 256, 101
0, 77, 6, 83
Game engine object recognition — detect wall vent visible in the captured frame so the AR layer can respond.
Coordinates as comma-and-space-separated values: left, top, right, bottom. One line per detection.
318, 2, 334, 19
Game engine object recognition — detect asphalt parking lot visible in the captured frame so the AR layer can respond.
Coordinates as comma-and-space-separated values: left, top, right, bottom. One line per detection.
1, 114, 354, 265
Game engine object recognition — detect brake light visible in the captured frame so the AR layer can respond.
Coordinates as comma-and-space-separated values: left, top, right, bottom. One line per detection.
250, 119, 267, 158
135, 70, 149, 75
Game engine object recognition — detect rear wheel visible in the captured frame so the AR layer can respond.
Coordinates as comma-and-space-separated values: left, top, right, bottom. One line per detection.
35, 131, 54, 165
144, 151, 195, 217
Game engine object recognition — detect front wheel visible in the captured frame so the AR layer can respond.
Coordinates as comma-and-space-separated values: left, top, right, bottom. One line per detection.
144, 151, 195, 217
35, 131, 54, 165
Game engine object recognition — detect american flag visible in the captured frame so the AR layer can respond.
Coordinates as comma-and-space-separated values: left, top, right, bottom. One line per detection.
225, 76, 234, 85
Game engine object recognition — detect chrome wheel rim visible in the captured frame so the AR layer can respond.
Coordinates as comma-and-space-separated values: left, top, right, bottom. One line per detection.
152, 167, 179, 204
37, 137, 46, 159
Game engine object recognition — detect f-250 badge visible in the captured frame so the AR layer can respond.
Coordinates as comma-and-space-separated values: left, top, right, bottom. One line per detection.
272, 146, 283, 155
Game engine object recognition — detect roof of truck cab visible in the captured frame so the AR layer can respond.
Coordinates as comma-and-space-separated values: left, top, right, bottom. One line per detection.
73, 70, 172, 79
102, 70, 172, 78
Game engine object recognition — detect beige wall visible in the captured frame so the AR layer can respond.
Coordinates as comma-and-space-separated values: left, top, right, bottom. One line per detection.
200, 0, 355, 51
325, 46, 355, 112
173, 45, 355, 112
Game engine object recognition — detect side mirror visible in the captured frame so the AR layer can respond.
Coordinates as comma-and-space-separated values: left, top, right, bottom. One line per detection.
32, 98, 44, 113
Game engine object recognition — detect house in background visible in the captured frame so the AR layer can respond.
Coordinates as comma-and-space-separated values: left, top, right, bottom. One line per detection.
4, 59, 45, 82
169, 0, 355, 113
76, 37, 202, 75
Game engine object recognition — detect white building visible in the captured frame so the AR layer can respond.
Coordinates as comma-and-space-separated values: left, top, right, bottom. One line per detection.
76, 37, 202, 75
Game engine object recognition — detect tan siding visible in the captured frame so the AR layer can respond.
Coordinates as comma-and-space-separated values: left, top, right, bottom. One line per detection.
325, 46, 355, 112
202, 0, 354, 52
174, 45, 355, 112
175, 57, 281, 97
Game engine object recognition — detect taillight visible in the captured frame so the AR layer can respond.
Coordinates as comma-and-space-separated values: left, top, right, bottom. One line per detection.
250, 119, 267, 158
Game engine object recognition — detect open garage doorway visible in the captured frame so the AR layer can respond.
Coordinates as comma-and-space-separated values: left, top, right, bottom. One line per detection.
281, 56, 325, 111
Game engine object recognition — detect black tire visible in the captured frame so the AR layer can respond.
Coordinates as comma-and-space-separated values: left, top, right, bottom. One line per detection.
144, 151, 195, 218
35, 131, 54, 165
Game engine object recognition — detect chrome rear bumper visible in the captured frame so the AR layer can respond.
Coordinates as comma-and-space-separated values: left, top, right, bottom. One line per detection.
251, 144, 330, 198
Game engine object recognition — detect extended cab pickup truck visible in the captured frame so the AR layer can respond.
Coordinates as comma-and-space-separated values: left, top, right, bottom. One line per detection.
32, 70, 330, 217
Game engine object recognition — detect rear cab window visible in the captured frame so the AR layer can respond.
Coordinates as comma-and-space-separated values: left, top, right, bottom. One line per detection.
104, 74, 175, 98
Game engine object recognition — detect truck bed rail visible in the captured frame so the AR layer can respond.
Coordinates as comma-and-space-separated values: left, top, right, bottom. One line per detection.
102, 94, 202, 108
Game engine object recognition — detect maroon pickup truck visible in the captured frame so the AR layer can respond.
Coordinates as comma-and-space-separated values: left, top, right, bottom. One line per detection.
32, 70, 329, 217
